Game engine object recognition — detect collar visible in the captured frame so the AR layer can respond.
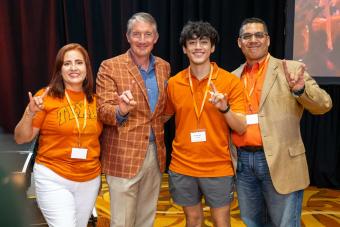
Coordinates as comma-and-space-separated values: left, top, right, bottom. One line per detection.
183, 62, 219, 81
244, 53, 270, 74
127, 50, 156, 72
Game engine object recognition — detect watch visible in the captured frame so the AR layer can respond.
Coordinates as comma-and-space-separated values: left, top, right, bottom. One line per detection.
219, 105, 230, 114
292, 86, 305, 97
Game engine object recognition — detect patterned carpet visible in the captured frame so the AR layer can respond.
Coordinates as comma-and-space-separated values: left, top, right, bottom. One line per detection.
95, 174, 340, 227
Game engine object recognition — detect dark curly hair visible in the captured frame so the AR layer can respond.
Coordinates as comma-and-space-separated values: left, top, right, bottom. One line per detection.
179, 21, 219, 47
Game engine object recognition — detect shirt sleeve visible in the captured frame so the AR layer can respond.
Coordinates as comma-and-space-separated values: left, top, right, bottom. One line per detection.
228, 75, 246, 114
115, 108, 129, 124
164, 78, 175, 116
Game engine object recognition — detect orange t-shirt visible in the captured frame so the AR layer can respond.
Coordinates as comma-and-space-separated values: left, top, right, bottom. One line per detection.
165, 63, 245, 177
32, 89, 102, 182
232, 55, 269, 147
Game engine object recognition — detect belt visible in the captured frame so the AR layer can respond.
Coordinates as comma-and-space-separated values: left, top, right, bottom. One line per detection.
239, 146, 264, 152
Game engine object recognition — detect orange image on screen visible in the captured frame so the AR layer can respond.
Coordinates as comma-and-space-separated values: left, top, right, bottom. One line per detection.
294, 0, 340, 77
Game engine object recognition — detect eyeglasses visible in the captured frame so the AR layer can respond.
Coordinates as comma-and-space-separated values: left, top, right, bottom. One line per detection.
239, 32, 268, 40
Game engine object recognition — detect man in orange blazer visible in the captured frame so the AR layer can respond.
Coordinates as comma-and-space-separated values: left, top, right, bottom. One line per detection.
231, 17, 332, 227
96, 12, 170, 227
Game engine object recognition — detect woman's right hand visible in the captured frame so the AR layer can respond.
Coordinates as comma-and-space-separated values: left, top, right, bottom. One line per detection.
14, 87, 48, 143
27, 87, 50, 115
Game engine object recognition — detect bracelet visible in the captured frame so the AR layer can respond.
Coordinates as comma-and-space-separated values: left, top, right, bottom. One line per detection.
292, 86, 305, 97
25, 107, 36, 118
219, 105, 230, 114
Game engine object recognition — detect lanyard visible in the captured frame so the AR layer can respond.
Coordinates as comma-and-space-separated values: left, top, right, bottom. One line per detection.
242, 55, 269, 112
65, 91, 87, 147
188, 64, 213, 124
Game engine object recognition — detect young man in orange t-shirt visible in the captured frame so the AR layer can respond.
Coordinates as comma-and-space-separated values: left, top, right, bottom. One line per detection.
164, 21, 246, 227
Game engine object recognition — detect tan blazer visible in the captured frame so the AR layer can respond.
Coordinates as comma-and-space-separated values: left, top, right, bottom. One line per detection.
96, 51, 170, 178
232, 56, 332, 194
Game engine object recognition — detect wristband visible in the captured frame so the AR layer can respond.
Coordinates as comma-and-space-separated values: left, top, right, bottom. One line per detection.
292, 86, 305, 97
219, 105, 230, 114
25, 107, 36, 118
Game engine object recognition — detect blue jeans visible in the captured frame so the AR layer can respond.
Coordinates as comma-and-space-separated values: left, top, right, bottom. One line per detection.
236, 149, 303, 227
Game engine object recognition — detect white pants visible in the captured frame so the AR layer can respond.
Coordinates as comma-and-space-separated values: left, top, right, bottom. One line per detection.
106, 142, 162, 227
33, 163, 100, 227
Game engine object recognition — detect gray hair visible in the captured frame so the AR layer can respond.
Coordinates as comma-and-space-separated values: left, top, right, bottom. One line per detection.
127, 12, 158, 35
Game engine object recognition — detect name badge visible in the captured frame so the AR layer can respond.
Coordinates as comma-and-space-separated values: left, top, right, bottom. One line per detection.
190, 129, 207, 143
246, 114, 259, 125
71, 148, 88, 159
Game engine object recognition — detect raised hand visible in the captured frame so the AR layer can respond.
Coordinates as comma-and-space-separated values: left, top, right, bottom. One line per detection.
282, 60, 305, 91
115, 80, 137, 116
27, 87, 50, 115
209, 82, 228, 112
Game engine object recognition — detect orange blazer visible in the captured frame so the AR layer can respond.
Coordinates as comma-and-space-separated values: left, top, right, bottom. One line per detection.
96, 51, 170, 178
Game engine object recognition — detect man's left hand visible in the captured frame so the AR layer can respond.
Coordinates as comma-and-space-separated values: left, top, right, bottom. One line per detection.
283, 60, 305, 92
209, 82, 228, 112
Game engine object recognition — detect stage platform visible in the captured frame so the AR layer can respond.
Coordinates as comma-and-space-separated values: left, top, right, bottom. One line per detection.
96, 174, 340, 227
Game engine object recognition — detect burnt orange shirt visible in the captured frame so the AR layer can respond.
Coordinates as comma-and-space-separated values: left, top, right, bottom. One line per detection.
32, 89, 102, 182
232, 55, 269, 147
165, 63, 245, 177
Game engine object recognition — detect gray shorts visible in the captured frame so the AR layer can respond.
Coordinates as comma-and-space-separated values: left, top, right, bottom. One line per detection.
168, 170, 234, 208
